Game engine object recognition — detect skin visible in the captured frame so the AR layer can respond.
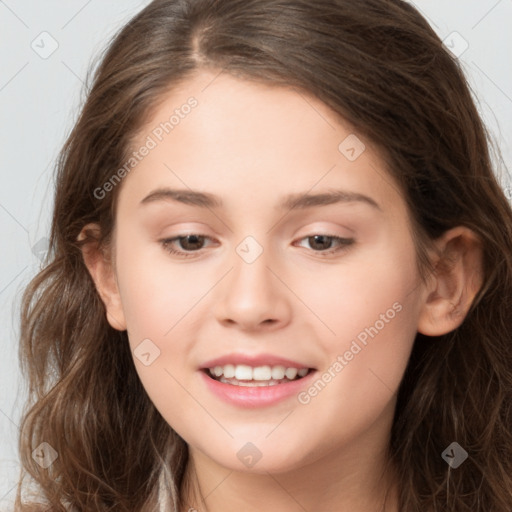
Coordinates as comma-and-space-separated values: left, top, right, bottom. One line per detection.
80, 69, 483, 512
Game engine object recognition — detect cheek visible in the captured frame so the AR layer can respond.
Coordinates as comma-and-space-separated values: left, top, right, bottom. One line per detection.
300, 235, 419, 352
114, 237, 216, 405
114, 242, 200, 421
298, 299, 416, 453
115, 239, 199, 343
296, 243, 420, 440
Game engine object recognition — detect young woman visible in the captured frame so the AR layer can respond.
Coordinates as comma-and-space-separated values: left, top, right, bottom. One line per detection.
15, 0, 512, 510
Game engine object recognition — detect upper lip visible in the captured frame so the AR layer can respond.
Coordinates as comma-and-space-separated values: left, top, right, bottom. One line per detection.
199, 353, 314, 370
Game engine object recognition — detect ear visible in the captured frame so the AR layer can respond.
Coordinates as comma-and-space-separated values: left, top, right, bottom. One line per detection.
77, 223, 127, 331
417, 226, 484, 336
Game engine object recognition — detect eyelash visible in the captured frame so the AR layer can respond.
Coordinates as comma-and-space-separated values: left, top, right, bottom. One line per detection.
160, 233, 355, 259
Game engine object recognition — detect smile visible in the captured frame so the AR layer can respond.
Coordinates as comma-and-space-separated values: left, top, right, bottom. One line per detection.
207, 363, 311, 385
200, 365, 317, 407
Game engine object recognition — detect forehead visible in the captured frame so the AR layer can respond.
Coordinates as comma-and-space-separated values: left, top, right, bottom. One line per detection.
119, 69, 406, 223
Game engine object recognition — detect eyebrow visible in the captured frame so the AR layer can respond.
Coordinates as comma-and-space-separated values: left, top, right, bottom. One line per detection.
140, 187, 382, 212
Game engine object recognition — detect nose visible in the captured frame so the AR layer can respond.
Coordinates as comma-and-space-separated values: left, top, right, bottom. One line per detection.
212, 242, 292, 332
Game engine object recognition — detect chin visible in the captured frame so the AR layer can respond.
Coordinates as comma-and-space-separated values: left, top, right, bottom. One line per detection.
200, 440, 312, 475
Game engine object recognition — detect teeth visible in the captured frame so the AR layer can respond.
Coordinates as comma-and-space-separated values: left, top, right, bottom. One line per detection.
223, 364, 235, 379
235, 365, 253, 380
219, 376, 282, 387
271, 365, 286, 379
253, 366, 272, 380
208, 364, 310, 382
285, 367, 298, 379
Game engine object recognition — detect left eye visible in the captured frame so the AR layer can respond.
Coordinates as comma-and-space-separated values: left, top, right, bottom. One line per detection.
294, 234, 355, 255
160, 234, 355, 258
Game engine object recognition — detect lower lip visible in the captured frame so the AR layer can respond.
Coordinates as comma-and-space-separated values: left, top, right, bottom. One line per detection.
199, 369, 317, 408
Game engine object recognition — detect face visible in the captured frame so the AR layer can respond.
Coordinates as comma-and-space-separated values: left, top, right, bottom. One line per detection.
101, 69, 428, 473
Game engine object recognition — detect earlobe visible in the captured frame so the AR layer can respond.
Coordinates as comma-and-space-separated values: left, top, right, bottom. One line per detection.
77, 223, 127, 331
417, 226, 484, 337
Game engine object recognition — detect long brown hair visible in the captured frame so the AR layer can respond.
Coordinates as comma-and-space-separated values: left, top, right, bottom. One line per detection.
15, 0, 512, 510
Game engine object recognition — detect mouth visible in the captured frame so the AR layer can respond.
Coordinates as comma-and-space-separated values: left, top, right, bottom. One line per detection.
201, 364, 315, 387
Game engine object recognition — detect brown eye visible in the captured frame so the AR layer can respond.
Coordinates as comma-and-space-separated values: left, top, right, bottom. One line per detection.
175, 234, 206, 251
307, 235, 335, 251
161, 234, 214, 258
295, 234, 355, 255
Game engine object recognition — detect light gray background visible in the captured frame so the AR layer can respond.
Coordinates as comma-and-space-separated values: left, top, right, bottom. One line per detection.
1, 0, 511, 506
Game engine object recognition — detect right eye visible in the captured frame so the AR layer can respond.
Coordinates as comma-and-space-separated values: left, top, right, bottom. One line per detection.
160, 234, 216, 258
